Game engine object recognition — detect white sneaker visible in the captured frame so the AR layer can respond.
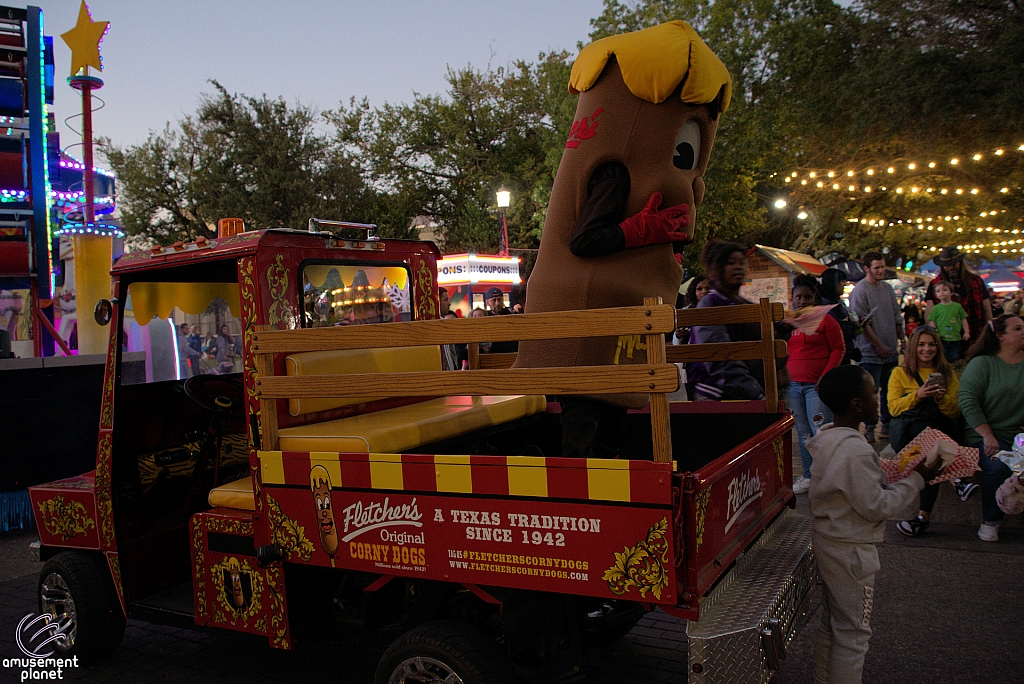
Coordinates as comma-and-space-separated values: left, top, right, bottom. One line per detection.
978, 523, 1000, 542
793, 477, 811, 495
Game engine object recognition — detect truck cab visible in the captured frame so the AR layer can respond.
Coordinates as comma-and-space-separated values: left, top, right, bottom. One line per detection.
29, 224, 813, 684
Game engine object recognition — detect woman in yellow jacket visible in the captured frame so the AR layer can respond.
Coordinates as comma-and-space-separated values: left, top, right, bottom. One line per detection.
888, 326, 976, 537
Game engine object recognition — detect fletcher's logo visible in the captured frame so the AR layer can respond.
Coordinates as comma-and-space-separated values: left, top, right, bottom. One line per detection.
725, 469, 763, 534
341, 497, 423, 542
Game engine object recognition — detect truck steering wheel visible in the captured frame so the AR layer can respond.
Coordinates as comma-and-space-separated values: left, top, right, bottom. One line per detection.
182, 374, 245, 417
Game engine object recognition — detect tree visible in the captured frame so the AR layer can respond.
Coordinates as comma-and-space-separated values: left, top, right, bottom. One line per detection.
105, 83, 381, 245
759, 0, 1024, 265
591, 0, 1024, 267
330, 53, 575, 253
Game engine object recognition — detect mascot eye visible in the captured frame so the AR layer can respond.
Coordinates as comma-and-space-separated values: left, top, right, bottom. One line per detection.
673, 121, 701, 171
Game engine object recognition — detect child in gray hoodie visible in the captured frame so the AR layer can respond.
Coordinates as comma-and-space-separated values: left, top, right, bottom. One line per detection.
807, 365, 941, 684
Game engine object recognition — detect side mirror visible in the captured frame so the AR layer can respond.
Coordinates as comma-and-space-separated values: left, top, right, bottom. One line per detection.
94, 299, 113, 326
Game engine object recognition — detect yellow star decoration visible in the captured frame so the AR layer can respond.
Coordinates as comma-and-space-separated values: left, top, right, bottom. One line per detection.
60, 1, 109, 77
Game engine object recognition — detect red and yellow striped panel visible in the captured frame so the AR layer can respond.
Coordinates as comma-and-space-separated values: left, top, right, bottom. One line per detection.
258, 451, 673, 505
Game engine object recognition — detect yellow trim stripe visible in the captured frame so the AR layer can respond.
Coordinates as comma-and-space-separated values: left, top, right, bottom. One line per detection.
507, 456, 548, 497
259, 450, 285, 485
434, 454, 473, 493
586, 458, 631, 502
257, 451, 670, 503
370, 452, 404, 490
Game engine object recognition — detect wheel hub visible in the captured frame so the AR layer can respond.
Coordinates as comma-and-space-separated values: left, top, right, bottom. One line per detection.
389, 656, 464, 684
39, 572, 76, 651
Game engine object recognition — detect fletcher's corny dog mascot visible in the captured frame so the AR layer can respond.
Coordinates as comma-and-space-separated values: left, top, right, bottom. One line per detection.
513, 21, 732, 458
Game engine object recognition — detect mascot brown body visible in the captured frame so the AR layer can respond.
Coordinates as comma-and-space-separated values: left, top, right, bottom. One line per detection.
513, 21, 732, 458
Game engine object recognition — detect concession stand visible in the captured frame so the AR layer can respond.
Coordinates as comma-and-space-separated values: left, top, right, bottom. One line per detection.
741, 244, 827, 305
436, 253, 522, 315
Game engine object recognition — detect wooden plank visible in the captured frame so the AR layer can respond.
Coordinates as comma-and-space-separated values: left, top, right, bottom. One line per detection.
645, 297, 673, 464
476, 352, 516, 370
468, 342, 480, 371
251, 304, 677, 353
759, 298, 779, 413
665, 340, 787, 363
253, 326, 279, 451
255, 365, 680, 399
673, 302, 784, 328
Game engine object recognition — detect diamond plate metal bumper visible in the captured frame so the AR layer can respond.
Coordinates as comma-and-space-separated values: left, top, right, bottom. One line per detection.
685, 509, 816, 684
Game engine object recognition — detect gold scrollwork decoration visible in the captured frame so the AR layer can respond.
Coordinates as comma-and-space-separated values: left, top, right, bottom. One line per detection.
266, 254, 297, 330
239, 256, 263, 513
107, 554, 124, 611
695, 485, 712, 552
100, 324, 115, 429
773, 437, 786, 483
265, 492, 314, 561
192, 518, 207, 618
205, 516, 254, 537
265, 564, 290, 649
415, 259, 436, 320
602, 517, 670, 600
210, 556, 265, 628
94, 432, 115, 549
36, 496, 96, 541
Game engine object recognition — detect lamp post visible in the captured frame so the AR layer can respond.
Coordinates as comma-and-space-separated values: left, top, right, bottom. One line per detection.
496, 186, 511, 256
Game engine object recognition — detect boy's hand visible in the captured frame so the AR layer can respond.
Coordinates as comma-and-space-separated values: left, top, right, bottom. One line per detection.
914, 458, 943, 482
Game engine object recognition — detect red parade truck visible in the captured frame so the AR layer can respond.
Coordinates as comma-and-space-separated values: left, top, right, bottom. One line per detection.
28, 222, 814, 683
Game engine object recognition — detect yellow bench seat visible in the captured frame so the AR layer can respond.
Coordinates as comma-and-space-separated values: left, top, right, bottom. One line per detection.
277, 394, 546, 453
208, 394, 546, 510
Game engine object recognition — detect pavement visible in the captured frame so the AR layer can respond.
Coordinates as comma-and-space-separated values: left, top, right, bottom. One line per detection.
1, 429, 1022, 683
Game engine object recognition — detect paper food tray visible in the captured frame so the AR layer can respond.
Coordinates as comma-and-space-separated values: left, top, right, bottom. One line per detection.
880, 428, 980, 485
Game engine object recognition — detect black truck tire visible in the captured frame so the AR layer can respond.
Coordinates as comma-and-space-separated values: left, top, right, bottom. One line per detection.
37, 551, 126, 662
375, 620, 519, 684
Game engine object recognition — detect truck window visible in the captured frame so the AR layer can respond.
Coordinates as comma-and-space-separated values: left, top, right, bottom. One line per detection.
122, 281, 243, 385
301, 263, 412, 328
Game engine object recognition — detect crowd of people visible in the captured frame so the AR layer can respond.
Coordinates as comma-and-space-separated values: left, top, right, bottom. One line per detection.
667, 242, 1022, 682
438, 286, 521, 370
174, 323, 240, 377
676, 241, 1023, 545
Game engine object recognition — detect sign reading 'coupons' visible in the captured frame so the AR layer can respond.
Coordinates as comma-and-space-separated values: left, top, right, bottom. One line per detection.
437, 255, 521, 285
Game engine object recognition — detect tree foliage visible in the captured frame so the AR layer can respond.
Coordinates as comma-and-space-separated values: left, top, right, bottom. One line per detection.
108, 1, 1024, 269
330, 53, 575, 253
105, 82, 379, 245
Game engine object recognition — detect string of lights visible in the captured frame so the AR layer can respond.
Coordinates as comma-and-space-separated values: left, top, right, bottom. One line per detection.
838, 214, 1020, 234
55, 221, 123, 238
0, 188, 116, 205
778, 143, 1024, 181
58, 157, 116, 178
921, 239, 1024, 255
784, 177, 1011, 197
777, 145, 1024, 197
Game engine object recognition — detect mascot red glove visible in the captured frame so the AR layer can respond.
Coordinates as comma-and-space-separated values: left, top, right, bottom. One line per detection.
619, 193, 690, 248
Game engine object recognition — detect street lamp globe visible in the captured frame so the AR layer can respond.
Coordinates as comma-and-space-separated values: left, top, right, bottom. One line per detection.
496, 187, 511, 209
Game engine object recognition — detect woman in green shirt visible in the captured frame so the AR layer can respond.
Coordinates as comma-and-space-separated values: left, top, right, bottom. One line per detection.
959, 313, 1024, 541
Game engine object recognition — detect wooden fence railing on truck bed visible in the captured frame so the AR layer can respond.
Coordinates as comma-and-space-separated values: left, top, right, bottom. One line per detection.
474, 299, 787, 411
251, 297, 785, 465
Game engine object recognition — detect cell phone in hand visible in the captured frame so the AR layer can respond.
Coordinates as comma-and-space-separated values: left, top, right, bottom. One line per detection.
925, 372, 945, 388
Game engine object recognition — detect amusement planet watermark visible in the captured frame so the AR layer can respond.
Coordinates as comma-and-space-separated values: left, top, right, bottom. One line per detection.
3, 613, 79, 681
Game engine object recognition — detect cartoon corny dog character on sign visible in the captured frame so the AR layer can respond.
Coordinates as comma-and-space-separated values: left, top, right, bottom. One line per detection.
514, 21, 731, 459
310, 465, 339, 566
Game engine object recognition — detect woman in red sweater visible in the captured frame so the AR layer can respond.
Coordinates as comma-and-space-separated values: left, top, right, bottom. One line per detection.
788, 275, 846, 494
